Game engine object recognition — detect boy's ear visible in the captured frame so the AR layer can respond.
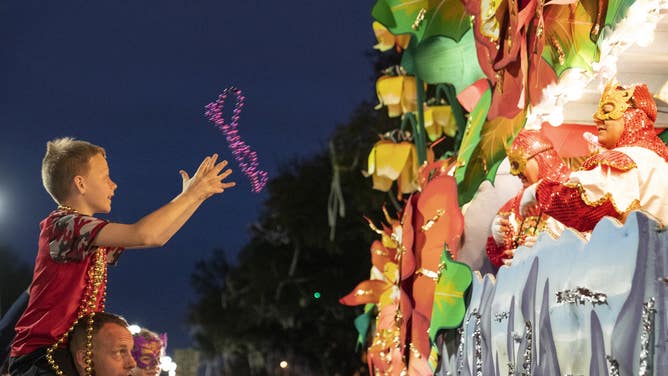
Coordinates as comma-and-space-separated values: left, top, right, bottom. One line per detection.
73, 175, 86, 194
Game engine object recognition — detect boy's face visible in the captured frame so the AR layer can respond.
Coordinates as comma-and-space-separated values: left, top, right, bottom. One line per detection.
80, 153, 117, 214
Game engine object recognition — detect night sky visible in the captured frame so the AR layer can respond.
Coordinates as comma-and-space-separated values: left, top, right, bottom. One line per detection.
0, 1, 375, 351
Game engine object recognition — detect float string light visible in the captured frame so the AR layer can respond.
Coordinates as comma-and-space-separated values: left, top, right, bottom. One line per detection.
205, 87, 268, 193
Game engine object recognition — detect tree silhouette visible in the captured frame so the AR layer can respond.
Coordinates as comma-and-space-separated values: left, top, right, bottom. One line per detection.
188, 100, 401, 375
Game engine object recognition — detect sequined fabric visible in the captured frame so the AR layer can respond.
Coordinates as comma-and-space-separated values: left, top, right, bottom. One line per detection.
611, 84, 668, 162
507, 130, 571, 181
536, 179, 619, 232
581, 150, 637, 172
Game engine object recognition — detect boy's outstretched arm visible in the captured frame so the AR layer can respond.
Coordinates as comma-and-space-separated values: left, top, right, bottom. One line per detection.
93, 154, 236, 249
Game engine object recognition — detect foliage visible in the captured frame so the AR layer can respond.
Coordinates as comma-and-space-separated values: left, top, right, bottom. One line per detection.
188, 102, 401, 375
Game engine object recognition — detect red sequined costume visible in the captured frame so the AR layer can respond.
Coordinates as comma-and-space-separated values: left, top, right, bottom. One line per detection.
535, 83, 668, 232
487, 130, 571, 268
10, 208, 123, 357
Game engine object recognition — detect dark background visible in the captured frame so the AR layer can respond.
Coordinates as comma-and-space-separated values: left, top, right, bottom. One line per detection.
0, 0, 375, 351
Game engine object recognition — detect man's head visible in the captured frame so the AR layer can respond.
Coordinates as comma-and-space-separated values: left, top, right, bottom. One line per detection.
42, 137, 117, 214
69, 312, 137, 376
593, 82, 658, 149
507, 130, 570, 187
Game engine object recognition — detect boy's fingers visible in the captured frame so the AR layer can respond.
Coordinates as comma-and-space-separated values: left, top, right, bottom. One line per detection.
218, 168, 233, 180
221, 181, 236, 189
196, 157, 211, 175
212, 160, 229, 174
179, 170, 190, 183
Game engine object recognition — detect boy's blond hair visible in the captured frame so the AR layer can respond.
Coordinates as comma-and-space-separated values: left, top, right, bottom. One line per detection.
41, 137, 106, 204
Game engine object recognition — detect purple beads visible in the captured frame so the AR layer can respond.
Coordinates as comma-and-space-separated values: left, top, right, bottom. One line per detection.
205, 87, 268, 193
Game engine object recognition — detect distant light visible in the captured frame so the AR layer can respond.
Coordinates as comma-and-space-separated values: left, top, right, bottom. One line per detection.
0, 187, 7, 221
313, 292, 321, 299
160, 355, 177, 375
280, 361, 288, 369
128, 324, 141, 335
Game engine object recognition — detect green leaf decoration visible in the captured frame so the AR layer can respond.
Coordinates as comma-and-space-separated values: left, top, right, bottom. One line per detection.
604, 0, 635, 28
659, 129, 668, 146
457, 109, 526, 206
422, 0, 472, 42
411, 31, 486, 93
354, 306, 375, 350
541, 0, 600, 78
372, 0, 472, 44
454, 86, 491, 189
428, 248, 472, 343
371, 0, 427, 40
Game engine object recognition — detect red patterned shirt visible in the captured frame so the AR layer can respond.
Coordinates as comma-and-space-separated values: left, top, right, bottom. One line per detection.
10, 209, 123, 356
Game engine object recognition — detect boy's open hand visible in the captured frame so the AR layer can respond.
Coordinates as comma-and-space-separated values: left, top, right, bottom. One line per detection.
179, 154, 236, 200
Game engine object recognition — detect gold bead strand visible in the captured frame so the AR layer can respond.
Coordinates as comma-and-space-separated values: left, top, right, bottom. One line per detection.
46, 249, 107, 376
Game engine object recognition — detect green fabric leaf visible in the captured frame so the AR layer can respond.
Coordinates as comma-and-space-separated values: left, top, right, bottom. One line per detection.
457, 110, 526, 206
604, 0, 635, 28
372, 0, 472, 43
411, 32, 485, 94
541, 0, 600, 78
454, 87, 491, 191
422, 0, 471, 42
354, 308, 374, 350
659, 129, 668, 146
428, 249, 472, 343
371, 0, 426, 40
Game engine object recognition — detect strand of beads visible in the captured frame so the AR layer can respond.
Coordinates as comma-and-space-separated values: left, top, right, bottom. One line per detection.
46, 248, 107, 376
204, 87, 268, 193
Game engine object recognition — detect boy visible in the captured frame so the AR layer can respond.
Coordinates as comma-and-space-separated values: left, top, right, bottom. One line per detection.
9, 138, 235, 375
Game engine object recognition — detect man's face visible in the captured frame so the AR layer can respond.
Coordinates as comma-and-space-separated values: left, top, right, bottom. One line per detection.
91, 323, 137, 376
595, 103, 625, 149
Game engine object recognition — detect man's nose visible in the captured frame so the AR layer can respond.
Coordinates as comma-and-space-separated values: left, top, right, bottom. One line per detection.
125, 355, 137, 369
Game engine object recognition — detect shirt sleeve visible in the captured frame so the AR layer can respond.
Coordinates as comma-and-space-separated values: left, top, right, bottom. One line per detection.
49, 213, 122, 262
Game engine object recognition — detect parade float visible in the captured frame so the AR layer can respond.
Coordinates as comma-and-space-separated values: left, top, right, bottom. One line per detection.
340, 0, 668, 374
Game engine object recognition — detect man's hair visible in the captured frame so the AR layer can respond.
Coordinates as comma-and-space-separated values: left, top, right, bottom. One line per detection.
69, 312, 129, 354
41, 137, 106, 204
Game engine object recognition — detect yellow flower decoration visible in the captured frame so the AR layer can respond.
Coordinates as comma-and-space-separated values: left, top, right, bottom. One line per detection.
366, 139, 419, 195
423, 105, 457, 141
375, 75, 424, 118
372, 21, 410, 52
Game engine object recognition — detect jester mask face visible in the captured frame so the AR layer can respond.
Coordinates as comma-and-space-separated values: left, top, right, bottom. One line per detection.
593, 81, 634, 121
132, 334, 163, 370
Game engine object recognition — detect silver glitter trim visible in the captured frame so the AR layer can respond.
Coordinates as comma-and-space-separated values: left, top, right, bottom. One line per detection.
521, 321, 533, 376
472, 310, 482, 376
606, 355, 620, 376
494, 311, 510, 322
639, 298, 656, 376
456, 326, 465, 375
555, 287, 608, 305
507, 362, 515, 376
